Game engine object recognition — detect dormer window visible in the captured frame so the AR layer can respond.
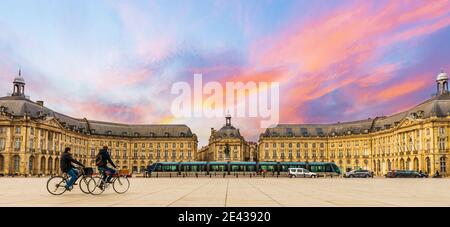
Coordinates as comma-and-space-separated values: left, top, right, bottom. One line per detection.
134, 132, 140, 137
180, 132, 185, 137
107, 131, 112, 135
122, 132, 127, 136
301, 128, 308, 137
165, 132, 170, 137
149, 132, 155, 137
90, 129, 95, 134
347, 130, 352, 135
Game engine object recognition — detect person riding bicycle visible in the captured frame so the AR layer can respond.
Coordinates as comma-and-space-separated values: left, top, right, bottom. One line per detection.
96, 146, 117, 187
60, 147, 85, 190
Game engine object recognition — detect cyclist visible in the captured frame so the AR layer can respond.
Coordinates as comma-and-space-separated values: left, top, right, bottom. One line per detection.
96, 146, 117, 187
60, 147, 85, 190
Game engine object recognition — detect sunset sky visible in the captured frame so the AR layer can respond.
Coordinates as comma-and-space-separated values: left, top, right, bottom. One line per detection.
1, 0, 450, 146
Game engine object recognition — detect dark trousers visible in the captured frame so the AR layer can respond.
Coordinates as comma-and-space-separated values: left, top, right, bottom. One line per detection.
98, 166, 116, 183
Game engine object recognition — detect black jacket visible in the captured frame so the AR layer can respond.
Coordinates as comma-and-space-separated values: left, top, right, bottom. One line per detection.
60, 152, 84, 173
98, 149, 116, 168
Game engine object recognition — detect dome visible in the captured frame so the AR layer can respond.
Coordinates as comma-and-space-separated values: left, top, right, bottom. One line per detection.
13, 76, 25, 84
214, 125, 241, 139
437, 70, 448, 81
13, 70, 25, 84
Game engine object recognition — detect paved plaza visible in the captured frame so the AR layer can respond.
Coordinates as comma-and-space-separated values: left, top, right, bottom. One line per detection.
1, 177, 450, 206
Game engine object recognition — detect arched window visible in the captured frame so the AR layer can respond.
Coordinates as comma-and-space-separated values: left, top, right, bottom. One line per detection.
48, 157, 53, 174
440, 157, 446, 173
13, 155, 20, 173
29, 156, 34, 174
0, 155, 4, 172
40, 157, 46, 172
414, 158, 419, 171
54, 158, 60, 174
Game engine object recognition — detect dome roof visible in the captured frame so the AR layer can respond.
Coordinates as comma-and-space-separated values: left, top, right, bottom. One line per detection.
13, 70, 25, 84
13, 76, 25, 84
437, 70, 448, 81
214, 125, 242, 139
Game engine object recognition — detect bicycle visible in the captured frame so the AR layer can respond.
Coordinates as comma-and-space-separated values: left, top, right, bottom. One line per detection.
46, 167, 94, 195
87, 169, 130, 195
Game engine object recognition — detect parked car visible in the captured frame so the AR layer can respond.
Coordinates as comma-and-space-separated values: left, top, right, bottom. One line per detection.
288, 168, 318, 178
344, 169, 373, 178
385, 170, 426, 178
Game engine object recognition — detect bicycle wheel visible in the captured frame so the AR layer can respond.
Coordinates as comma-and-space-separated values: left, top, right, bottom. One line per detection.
113, 176, 130, 194
79, 176, 92, 194
87, 176, 105, 195
47, 176, 68, 195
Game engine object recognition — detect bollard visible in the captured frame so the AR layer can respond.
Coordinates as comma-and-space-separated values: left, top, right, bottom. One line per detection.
169, 173, 171, 178
156, 172, 158, 178
223, 173, 226, 178
196, 173, 198, 178
210, 174, 212, 178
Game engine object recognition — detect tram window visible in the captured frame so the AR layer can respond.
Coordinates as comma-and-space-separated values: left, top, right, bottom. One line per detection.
325, 164, 332, 172
246, 165, 255, 172
163, 165, 177, 172
316, 165, 324, 172
232, 165, 239, 171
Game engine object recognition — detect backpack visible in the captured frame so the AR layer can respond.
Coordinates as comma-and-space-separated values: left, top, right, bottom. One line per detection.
95, 152, 104, 166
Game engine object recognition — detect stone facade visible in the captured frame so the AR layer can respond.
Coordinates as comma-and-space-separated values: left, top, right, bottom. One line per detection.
0, 73, 197, 176
258, 71, 450, 176
197, 115, 257, 161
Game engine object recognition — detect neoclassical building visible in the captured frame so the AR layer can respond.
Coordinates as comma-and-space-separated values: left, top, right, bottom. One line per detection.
197, 115, 257, 161
259, 71, 450, 176
0, 72, 197, 176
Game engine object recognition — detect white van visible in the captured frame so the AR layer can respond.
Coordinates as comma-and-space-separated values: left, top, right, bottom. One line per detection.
288, 168, 317, 178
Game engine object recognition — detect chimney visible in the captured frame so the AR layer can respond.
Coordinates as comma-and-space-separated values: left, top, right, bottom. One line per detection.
36, 101, 44, 106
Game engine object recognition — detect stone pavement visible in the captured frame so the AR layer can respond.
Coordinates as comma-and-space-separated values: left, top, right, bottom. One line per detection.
0, 177, 450, 207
